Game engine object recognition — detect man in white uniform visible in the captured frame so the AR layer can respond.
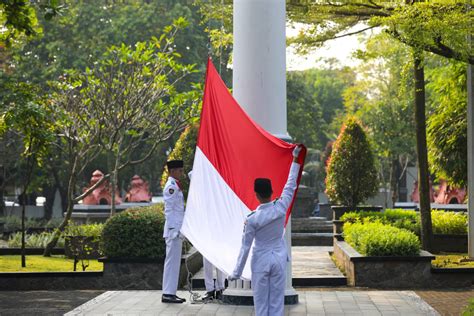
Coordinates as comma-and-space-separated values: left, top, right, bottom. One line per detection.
229, 145, 302, 316
162, 159, 186, 304
202, 257, 226, 301
188, 170, 226, 301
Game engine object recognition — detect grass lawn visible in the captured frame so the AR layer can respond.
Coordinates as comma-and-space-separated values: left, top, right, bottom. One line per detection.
432, 253, 474, 268
0, 255, 103, 272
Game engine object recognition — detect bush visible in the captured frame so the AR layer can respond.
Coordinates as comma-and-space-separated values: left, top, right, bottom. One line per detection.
343, 221, 420, 256
160, 123, 198, 197
341, 209, 467, 235
101, 204, 165, 259
8, 231, 65, 248
325, 117, 378, 207
431, 210, 467, 235
64, 222, 104, 242
341, 209, 420, 234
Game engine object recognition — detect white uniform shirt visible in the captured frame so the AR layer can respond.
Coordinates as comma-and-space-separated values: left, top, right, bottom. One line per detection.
163, 176, 185, 238
233, 162, 300, 276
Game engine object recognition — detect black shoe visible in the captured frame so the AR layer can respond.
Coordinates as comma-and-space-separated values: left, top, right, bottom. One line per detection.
202, 290, 215, 301
215, 290, 223, 300
162, 294, 186, 303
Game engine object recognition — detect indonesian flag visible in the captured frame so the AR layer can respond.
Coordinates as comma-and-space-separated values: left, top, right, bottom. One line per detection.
181, 59, 306, 280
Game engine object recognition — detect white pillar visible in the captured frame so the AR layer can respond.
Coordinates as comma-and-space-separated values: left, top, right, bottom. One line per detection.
468, 32, 474, 257
224, 0, 298, 305
233, 0, 289, 140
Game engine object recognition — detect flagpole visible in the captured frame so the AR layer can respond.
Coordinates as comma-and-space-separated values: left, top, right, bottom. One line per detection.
223, 0, 298, 305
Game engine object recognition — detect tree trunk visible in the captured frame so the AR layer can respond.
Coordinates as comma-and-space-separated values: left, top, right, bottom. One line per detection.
413, 51, 433, 251
42, 184, 55, 220
390, 158, 400, 207
0, 165, 5, 217
43, 158, 78, 257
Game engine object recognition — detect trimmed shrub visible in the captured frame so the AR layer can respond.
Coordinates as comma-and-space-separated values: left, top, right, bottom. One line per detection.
325, 117, 378, 207
341, 209, 420, 234
160, 123, 199, 197
64, 223, 104, 241
343, 221, 421, 256
64, 223, 104, 259
101, 204, 165, 259
341, 209, 467, 235
431, 210, 467, 235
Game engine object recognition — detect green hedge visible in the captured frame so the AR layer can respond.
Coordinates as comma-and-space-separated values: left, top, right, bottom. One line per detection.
101, 204, 165, 259
64, 222, 104, 242
343, 222, 421, 256
340, 209, 467, 235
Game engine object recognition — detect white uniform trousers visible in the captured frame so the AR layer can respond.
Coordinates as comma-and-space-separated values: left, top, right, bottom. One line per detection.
162, 236, 183, 295
203, 257, 225, 292
251, 253, 286, 316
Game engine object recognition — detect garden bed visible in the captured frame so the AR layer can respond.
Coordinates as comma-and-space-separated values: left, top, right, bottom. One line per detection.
334, 239, 434, 288
334, 240, 474, 288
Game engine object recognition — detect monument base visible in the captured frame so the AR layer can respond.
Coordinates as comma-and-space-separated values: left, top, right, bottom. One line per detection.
222, 287, 298, 305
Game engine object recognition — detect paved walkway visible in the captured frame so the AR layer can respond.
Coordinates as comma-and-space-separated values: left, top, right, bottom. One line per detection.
291, 246, 343, 277
65, 290, 440, 315
192, 246, 344, 284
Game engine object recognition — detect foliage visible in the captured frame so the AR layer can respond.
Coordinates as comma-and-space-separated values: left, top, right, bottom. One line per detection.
344, 33, 416, 204
161, 124, 199, 196
286, 1, 473, 64
0, 216, 62, 232
72, 19, 201, 213
462, 298, 474, 316
325, 117, 378, 206
427, 60, 467, 187
101, 204, 165, 259
343, 221, 421, 256
341, 209, 419, 234
431, 210, 467, 235
8, 231, 65, 248
287, 67, 355, 150
0, 255, 102, 272
0, 0, 64, 46
64, 223, 104, 242
341, 209, 467, 235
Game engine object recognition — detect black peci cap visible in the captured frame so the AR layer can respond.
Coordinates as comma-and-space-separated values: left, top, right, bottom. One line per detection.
254, 178, 272, 196
166, 160, 184, 170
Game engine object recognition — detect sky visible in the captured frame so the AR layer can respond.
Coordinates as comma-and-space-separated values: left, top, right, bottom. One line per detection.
286, 24, 377, 71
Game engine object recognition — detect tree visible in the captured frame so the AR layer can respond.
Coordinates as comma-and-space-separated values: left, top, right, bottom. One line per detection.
1, 1, 211, 208
344, 33, 416, 206
427, 60, 467, 187
325, 117, 378, 208
43, 21, 200, 255
285, 0, 473, 252
0, 0, 64, 46
80, 18, 201, 214
287, 66, 356, 150
0, 98, 53, 266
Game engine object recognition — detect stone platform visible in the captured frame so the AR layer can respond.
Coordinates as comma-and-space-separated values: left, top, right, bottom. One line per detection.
65, 290, 440, 315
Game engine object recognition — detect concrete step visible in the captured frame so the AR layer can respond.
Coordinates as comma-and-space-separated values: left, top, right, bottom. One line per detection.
292, 233, 333, 246
190, 275, 347, 289
190, 246, 346, 289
